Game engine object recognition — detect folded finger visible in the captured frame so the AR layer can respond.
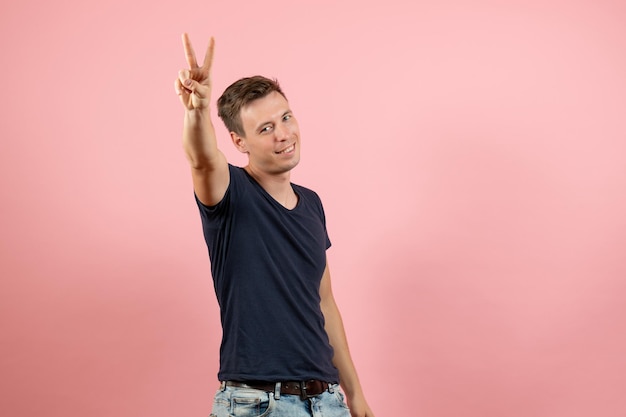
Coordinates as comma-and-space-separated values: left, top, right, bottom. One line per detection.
174, 78, 185, 96
178, 69, 191, 84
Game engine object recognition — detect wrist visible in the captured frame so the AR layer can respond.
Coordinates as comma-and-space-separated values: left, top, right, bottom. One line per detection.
185, 106, 210, 118
342, 384, 364, 400
184, 107, 214, 128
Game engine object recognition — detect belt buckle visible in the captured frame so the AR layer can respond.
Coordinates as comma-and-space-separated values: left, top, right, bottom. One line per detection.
299, 381, 308, 400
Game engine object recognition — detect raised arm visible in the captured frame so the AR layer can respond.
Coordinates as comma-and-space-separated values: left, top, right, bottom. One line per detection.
174, 33, 229, 206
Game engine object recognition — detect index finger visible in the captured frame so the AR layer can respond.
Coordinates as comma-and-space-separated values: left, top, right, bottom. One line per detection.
182, 33, 199, 69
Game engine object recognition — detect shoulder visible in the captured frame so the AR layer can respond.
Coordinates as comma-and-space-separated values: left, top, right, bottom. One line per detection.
293, 183, 327, 217
196, 164, 246, 213
228, 163, 245, 178
224, 164, 251, 191
293, 183, 322, 202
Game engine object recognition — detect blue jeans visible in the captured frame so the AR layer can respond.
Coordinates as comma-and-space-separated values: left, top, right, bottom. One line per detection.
209, 383, 351, 417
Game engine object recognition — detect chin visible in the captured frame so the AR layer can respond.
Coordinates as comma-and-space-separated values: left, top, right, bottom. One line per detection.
287, 156, 301, 170
276, 158, 300, 174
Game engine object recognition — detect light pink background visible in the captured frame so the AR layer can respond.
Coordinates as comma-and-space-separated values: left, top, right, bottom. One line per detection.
1, 1, 625, 416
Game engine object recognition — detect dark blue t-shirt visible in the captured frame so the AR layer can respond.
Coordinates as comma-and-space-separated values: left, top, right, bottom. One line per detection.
195, 164, 339, 383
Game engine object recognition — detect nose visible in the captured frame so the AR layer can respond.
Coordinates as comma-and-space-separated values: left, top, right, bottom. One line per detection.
275, 123, 290, 141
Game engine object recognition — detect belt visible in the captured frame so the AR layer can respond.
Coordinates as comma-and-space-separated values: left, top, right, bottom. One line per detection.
223, 380, 331, 400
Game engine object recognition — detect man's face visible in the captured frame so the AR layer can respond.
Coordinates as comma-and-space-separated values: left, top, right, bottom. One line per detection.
234, 91, 300, 175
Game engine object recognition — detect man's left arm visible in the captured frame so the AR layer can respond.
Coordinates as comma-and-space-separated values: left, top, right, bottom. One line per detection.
319, 260, 375, 417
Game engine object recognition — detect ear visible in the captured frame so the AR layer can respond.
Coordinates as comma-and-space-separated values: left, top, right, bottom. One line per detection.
230, 132, 248, 154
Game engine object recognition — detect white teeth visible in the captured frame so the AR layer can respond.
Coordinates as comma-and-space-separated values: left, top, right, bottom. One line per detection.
278, 144, 294, 154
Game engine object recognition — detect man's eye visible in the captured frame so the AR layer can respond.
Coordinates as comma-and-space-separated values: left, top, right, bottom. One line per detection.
283, 114, 292, 121
260, 126, 272, 133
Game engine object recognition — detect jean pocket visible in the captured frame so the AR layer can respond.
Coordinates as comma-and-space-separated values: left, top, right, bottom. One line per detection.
231, 390, 274, 417
209, 389, 230, 417
332, 387, 350, 410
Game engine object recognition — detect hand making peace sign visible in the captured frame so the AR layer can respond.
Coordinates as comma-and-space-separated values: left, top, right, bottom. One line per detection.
175, 33, 215, 111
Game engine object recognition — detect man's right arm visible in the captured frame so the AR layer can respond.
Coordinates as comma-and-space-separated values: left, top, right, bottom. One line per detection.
182, 108, 229, 206
175, 34, 229, 206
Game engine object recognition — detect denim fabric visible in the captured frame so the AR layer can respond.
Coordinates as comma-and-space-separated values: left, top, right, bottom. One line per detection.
209, 383, 350, 417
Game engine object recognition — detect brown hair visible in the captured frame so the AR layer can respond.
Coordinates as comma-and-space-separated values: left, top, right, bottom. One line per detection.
217, 75, 287, 137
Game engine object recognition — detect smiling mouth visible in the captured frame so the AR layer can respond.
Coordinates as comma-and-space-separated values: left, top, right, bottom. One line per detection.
276, 144, 295, 154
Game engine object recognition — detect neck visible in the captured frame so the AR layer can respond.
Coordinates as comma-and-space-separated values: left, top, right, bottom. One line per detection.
244, 165, 297, 209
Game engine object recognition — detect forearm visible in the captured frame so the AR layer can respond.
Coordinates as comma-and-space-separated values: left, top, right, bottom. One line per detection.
182, 107, 220, 170
322, 298, 364, 398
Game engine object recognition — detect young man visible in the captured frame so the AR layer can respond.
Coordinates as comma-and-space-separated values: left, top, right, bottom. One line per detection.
174, 34, 374, 417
